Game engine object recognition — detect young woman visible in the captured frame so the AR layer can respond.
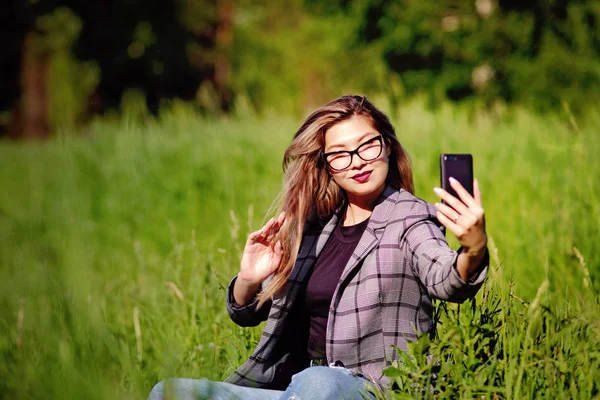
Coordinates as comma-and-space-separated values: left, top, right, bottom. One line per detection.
149, 95, 488, 400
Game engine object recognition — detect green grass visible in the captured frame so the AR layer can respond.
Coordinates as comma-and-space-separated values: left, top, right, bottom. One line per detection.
0, 102, 599, 399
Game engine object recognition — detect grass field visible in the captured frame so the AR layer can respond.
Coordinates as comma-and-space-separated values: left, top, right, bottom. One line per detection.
0, 102, 599, 399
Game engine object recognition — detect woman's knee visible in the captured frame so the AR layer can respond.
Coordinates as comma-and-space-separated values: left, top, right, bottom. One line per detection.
147, 378, 213, 400
292, 366, 356, 384
148, 380, 166, 400
286, 367, 375, 399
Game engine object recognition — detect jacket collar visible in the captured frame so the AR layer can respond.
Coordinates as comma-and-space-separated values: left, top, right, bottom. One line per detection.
286, 185, 404, 287
366, 185, 401, 231
336, 185, 401, 282
315, 185, 401, 256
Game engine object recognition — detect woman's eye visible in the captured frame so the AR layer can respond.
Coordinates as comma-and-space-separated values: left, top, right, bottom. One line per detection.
328, 153, 348, 161
359, 143, 377, 152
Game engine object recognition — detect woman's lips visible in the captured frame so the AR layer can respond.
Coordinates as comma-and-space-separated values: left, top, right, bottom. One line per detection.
352, 171, 372, 183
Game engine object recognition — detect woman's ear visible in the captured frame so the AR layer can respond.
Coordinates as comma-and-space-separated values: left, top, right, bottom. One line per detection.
384, 138, 392, 160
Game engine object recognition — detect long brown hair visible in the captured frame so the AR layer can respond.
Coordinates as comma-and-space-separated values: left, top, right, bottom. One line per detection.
256, 95, 414, 307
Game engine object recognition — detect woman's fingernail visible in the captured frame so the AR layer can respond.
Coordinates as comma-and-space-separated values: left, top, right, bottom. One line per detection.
434, 203, 441, 208
449, 177, 456, 182
433, 187, 442, 194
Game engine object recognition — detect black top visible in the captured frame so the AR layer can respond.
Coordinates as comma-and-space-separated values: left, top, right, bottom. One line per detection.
304, 217, 370, 359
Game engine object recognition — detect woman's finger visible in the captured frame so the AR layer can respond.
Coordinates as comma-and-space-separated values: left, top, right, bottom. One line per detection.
272, 240, 283, 262
436, 211, 465, 238
449, 177, 477, 208
247, 230, 263, 241
434, 202, 460, 223
435, 202, 478, 229
261, 219, 274, 236
433, 187, 470, 215
265, 212, 286, 241
249, 212, 286, 244
473, 179, 482, 206
253, 217, 275, 241
269, 212, 285, 237
277, 211, 286, 225
263, 217, 276, 230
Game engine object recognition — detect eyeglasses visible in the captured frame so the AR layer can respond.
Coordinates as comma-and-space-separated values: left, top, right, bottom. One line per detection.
322, 135, 383, 171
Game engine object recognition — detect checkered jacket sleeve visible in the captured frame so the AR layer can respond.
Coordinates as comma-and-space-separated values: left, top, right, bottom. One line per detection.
226, 276, 271, 327
404, 211, 488, 303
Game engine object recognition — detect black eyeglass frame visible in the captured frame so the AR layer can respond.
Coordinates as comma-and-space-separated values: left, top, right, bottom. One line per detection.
321, 135, 384, 171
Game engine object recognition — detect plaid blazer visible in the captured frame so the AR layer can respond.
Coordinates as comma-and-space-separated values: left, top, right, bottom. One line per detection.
224, 186, 488, 389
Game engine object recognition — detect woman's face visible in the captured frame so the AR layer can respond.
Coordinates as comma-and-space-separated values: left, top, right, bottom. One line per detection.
323, 115, 391, 207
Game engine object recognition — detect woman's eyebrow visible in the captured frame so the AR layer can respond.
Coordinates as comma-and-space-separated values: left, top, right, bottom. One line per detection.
325, 132, 378, 152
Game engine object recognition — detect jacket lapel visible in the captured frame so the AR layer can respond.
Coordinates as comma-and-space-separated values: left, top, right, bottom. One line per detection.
288, 213, 339, 282
272, 212, 340, 308
337, 186, 400, 284
326, 186, 401, 363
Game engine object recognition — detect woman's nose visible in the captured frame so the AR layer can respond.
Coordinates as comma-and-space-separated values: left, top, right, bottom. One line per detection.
349, 153, 367, 170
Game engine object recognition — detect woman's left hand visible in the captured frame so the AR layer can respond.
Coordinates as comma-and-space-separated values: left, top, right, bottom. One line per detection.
433, 177, 487, 256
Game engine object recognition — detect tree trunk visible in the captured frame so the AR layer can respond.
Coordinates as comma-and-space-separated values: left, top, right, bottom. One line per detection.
8, 32, 50, 139
214, 0, 233, 111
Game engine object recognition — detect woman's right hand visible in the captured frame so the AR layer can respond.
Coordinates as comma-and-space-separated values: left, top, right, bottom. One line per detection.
234, 212, 285, 305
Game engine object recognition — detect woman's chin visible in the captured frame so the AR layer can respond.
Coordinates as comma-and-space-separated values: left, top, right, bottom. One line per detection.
343, 180, 386, 205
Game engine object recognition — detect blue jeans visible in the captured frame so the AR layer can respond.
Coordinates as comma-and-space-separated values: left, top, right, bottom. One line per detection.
148, 366, 377, 400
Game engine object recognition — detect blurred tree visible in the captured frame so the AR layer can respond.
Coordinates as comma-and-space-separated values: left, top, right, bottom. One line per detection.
2, 0, 599, 133
2, 0, 234, 138
2, 0, 56, 138
0, 2, 26, 136
215, 0, 234, 111
230, 0, 392, 114
66, 0, 228, 114
497, 0, 600, 112
355, 0, 600, 112
42, 8, 100, 132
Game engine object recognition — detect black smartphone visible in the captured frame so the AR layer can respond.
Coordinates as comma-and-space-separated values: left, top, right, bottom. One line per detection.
440, 154, 473, 202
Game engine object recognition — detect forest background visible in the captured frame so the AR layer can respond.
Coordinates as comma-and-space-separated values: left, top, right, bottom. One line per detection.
3, 0, 600, 136
1, 0, 600, 399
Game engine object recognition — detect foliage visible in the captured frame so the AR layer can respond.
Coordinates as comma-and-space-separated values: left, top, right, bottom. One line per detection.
0, 0, 225, 136
382, 263, 600, 399
0, 103, 599, 398
38, 7, 100, 131
230, 0, 403, 115
356, 0, 600, 113
226, 0, 600, 114
68, 0, 220, 113
4, 0, 600, 135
